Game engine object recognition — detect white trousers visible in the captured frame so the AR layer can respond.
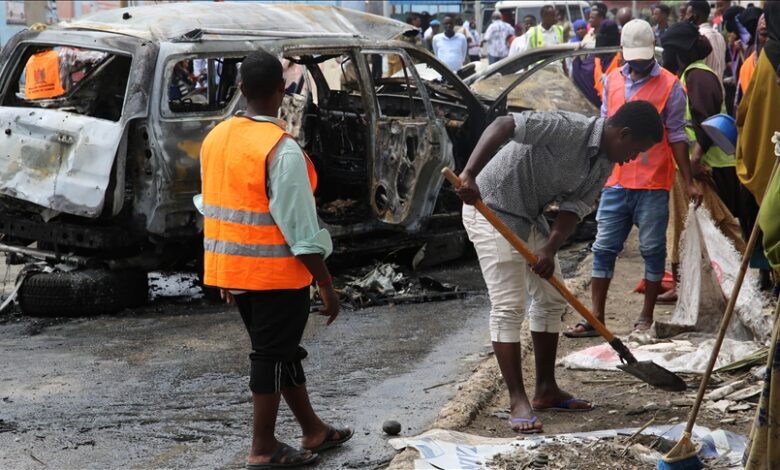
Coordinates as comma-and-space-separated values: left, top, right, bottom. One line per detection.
463, 205, 566, 341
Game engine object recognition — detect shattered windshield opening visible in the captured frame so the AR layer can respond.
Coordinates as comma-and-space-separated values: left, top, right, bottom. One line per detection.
3, 45, 130, 122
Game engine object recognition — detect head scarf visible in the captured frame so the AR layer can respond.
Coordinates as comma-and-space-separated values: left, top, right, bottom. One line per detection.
596, 20, 620, 64
660, 21, 712, 74
763, 0, 780, 79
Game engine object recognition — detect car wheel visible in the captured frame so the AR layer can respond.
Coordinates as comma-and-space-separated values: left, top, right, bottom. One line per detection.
18, 268, 149, 317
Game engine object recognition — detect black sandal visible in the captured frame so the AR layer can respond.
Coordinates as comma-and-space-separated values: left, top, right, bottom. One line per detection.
246, 443, 319, 469
563, 321, 600, 338
303, 425, 354, 453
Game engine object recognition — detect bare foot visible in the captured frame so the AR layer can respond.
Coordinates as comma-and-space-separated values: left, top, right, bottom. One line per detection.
247, 442, 317, 466
633, 318, 653, 332
532, 388, 593, 411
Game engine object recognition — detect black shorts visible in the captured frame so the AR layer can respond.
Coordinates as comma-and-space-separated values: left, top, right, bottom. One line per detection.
234, 287, 310, 394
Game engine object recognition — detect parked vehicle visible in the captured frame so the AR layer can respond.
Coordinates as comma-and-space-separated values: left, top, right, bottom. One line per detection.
0, 3, 611, 315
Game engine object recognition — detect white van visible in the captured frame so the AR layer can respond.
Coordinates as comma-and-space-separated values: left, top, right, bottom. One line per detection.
485, 1, 591, 31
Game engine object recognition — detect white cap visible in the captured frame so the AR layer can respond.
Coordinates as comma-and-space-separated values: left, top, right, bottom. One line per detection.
620, 19, 655, 61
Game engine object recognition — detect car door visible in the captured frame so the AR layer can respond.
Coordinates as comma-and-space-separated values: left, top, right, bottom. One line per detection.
360, 48, 456, 231
465, 44, 620, 119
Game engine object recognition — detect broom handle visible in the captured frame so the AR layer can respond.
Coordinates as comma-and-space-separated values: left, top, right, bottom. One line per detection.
442, 167, 617, 343
685, 156, 780, 435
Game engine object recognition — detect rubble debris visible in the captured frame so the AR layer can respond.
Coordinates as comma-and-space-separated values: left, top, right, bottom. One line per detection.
390, 425, 747, 470
706, 380, 747, 401
334, 263, 475, 309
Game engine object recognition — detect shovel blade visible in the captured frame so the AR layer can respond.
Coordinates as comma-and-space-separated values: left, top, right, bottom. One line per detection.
617, 361, 687, 391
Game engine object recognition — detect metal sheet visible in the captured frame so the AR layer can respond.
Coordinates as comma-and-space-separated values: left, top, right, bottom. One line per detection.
59, 3, 414, 42
0, 108, 123, 217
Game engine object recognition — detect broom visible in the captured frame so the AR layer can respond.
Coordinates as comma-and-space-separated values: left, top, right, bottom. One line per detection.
659, 157, 780, 469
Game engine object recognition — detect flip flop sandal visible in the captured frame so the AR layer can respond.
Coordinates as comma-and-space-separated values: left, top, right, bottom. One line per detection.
303, 425, 354, 454
533, 397, 595, 412
246, 443, 319, 469
563, 321, 600, 338
508, 416, 543, 434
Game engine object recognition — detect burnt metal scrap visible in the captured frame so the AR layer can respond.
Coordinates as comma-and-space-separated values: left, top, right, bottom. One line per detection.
330, 263, 473, 309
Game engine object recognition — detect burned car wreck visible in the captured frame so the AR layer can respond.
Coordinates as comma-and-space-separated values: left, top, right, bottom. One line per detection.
0, 3, 492, 314
0, 3, 608, 315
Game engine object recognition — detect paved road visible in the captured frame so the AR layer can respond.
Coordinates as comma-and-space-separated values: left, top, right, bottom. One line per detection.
0, 261, 491, 469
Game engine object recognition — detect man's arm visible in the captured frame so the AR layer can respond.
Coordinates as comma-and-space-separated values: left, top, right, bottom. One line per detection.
533, 211, 579, 278
268, 139, 340, 324
461, 35, 468, 62
456, 115, 516, 204
665, 83, 704, 207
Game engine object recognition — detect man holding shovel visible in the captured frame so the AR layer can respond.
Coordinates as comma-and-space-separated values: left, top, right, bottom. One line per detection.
457, 102, 664, 433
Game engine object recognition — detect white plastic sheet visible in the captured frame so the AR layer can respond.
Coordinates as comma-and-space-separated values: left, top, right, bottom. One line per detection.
674, 204, 768, 341
559, 338, 763, 374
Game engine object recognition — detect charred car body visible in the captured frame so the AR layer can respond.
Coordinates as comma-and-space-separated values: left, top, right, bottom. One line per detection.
0, 3, 608, 314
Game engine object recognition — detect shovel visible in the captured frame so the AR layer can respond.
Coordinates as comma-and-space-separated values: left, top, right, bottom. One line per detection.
442, 167, 687, 391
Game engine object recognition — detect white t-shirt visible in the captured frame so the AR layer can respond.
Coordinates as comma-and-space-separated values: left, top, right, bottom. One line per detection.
433, 32, 468, 70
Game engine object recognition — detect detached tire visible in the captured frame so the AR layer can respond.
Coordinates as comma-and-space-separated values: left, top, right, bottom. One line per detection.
19, 269, 148, 317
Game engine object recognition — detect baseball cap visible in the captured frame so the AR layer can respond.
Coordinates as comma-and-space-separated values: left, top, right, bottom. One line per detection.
430, 19, 441, 26
620, 19, 655, 61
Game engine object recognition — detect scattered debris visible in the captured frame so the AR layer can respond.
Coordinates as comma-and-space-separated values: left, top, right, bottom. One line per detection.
390, 425, 747, 470
335, 263, 475, 309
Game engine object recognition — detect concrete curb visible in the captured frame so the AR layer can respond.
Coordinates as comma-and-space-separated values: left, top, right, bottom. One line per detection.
386, 355, 503, 469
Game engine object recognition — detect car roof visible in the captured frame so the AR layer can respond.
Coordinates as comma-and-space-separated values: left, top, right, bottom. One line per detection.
57, 3, 414, 43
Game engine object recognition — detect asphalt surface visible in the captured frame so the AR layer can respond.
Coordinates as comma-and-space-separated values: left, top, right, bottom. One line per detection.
0, 261, 493, 469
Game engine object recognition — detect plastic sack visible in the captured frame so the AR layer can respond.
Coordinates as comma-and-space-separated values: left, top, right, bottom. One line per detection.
673, 204, 769, 342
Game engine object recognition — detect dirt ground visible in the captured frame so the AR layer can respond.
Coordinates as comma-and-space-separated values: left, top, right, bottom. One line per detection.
455, 230, 761, 467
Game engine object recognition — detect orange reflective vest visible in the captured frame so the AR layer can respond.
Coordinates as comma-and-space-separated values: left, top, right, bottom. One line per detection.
739, 51, 757, 95
24, 50, 65, 100
593, 53, 621, 98
201, 117, 317, 291
604, 67, 678, 190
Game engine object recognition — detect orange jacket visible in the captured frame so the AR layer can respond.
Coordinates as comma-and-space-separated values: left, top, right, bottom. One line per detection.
604, 67, 678, 190
593, 53, 621, 99
24, 50, 65, 100
739, 51, 757, 95
201, 117, 317, 291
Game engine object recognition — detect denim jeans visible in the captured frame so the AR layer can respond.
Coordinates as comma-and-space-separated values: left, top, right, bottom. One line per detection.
488, 55, 504, 64
591, 187, 669, 282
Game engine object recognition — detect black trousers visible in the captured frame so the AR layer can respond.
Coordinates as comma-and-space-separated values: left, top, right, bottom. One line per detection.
235, 287, 310, 394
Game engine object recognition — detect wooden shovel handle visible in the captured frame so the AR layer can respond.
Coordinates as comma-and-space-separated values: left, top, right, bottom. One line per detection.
442, 167, 617, 342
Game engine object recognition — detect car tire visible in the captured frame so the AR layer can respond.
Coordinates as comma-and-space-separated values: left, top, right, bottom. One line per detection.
18, 269, 148, 317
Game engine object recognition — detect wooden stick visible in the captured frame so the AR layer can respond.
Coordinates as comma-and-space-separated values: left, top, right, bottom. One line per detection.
683, 156, 780, 436
442, 167, 617, 342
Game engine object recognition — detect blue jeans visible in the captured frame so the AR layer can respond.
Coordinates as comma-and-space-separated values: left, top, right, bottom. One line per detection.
592, 187, 669, 282
488, 55, 504, 64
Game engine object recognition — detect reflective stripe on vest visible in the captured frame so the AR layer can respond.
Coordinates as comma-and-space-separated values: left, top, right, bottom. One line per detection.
529, 25, 564, 49
24, 50, 65, 100
201, 117, 318, 290
681, 60, 735, 168
594, 53, 621, 99
604, 67, 678, 190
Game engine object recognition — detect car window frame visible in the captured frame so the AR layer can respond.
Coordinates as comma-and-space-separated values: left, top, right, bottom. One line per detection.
159, 52, 244, 119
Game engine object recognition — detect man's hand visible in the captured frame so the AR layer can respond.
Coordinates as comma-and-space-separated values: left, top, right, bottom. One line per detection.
531, 247, 556, 279
318, 284, 340, 326
455, 170, 481, 205
220, 289, 235, 304
686, 182, 704, 208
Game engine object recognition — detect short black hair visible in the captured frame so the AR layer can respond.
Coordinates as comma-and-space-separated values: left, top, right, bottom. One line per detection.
240, 50, 283, 100
687, 0, 711, 19
656, 4, 671, 16
541, 5, 556, 16
607, 101, 664, 144
592, 2, 608, 18
524, 14, 537, 24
